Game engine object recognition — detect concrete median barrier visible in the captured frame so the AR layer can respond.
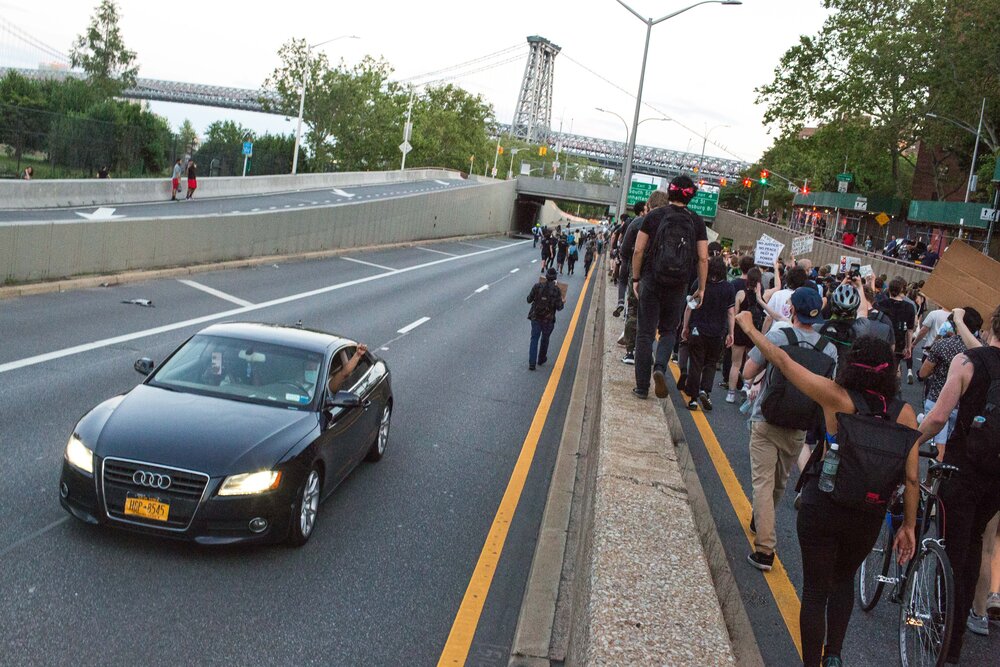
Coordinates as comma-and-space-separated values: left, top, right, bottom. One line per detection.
1, 180, 516, 284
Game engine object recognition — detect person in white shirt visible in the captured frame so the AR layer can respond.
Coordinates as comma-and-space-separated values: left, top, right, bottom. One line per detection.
913, 307, 951, 367
764, 265, 810, 332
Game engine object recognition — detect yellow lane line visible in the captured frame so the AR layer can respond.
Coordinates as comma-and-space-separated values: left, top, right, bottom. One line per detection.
669, 363, 803, 660
437, 262, 597, 666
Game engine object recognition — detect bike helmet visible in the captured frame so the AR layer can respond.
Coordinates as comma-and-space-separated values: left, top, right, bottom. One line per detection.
831, 283, 861, 314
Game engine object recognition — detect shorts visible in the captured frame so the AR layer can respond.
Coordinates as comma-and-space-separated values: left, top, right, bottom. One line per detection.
171, 177, 179, 190
187, 179, 197, 190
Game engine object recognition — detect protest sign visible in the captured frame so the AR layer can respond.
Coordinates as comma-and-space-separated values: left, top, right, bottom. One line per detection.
859, 265, 874, 279
922, 240, 1000, 326
839, 255, 863, 273
755, 235, 785, 266
791, 235, 814, 256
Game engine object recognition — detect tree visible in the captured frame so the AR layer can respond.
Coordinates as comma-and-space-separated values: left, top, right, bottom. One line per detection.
262, 39, 333, 163
70, 0, 139, 96
178, 119, 198, 157
0, 71, 49, 160
409, 84, 494, 172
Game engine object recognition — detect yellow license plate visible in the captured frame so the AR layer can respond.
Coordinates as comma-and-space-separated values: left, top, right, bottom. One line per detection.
124, 496, 170, 521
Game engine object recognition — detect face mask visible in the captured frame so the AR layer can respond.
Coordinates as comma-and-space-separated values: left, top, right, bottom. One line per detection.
938, 322, 954, 337
304, 370, 318, 385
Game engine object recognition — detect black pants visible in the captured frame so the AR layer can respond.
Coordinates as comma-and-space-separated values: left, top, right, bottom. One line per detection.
798, 497, 883, 666
634, 281, 687, 394
938, 460, 1000, 660
566, 256, 576, 274
685, 334, 724, 397
721, 346, 733, 388
583, 258, 592, 276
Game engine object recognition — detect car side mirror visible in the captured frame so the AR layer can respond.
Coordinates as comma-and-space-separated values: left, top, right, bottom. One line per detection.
134, 358, 155, 375
324, 391, 362, 409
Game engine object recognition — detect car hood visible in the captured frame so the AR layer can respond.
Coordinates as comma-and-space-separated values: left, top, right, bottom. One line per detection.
95, 385, 317, 476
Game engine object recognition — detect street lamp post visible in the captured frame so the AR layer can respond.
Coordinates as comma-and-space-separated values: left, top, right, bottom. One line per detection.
507, 148, 520, 179
699, 123, 730, 172
291, 34, 359, 175
613, 0, 741, 218
596, 107, 671, 207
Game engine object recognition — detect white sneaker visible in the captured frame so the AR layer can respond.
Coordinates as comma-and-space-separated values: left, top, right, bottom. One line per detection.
726, 390, 736, 404
907, 370, 914, 385
967, 610, 989, 636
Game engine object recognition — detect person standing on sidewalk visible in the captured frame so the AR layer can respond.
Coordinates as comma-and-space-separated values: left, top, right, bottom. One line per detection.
681, 255, 735, 411
170, 159, 183, 201
526, 268, 565, 371
630, 176, 709, 399
741, 287, 838, 571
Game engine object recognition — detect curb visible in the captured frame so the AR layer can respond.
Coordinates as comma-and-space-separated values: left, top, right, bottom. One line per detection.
0, 232, 514, 300
660, 389, 765, 667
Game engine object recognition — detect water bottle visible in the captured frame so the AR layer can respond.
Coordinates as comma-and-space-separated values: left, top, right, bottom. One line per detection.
972, 416, 986, 429
818, 435, 841, 493
739, 397, 753, 415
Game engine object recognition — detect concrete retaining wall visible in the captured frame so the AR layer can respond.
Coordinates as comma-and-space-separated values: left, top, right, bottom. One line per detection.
1, 180, 516, 283
713, 209, 931, 284
0, 168, 465, 209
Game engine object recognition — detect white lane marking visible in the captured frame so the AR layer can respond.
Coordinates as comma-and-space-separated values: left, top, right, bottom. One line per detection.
397, 316, 430, 335
341, 256, 397, 272
510, 268, 519, 273
417, 246, 457, 257
332, 188, 355, 198
75, 207, 124, 221
269, 206, 277, 210
311, 201, 318, 205
458, 241, 490, 249
475, 284, 490, 293
0, 516, 69, 559
230, 210, 241, 214
434, 180, 450, 186
177, 279, 255, 307
0, 241, 530, 375
324, 200, 330, 203
297, 203, 305, 207
531, 259, 538, 263
284, 204, 290, 208
251, 208, 260, 212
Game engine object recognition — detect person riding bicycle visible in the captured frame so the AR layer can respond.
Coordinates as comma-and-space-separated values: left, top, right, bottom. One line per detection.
737, 310, 920, 667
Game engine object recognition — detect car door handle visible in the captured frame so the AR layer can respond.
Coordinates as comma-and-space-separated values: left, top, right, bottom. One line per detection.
362, 399, 372, 409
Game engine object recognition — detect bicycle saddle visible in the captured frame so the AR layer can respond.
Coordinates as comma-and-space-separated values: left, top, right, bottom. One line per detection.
927, 461, 959, 480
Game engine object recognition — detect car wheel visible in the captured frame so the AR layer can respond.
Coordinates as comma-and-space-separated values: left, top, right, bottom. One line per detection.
286, 465, 321, 547
366, 403, 391, 462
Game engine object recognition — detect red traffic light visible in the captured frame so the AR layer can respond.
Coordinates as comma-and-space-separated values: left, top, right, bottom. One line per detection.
742, 178, 752, 188
720, 178, 727, 187
801, 184, 810, 194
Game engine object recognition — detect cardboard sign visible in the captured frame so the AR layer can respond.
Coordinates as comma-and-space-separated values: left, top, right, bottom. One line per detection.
791, 235, 814, 256
755, 234, 785, 266
538, 276, 569, 301
922, 240, 1000, 324
839, 255, 863, 274
859, 265, 874, 279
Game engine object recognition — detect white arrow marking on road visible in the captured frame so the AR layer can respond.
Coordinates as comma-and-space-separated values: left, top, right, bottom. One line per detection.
510, 268, 520, 274
475, 284, 490, 293
332, 188, 355, 198
75, 207, 125, 221
397, 316, 430, 335
434, 180, 450, 186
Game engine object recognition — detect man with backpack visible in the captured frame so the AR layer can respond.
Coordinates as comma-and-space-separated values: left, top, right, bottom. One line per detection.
741, 287, 839, 571
630, 176, 709, 399
917, 303, 1000, 664
875, 277, 917, 383
526, 268, 566, 371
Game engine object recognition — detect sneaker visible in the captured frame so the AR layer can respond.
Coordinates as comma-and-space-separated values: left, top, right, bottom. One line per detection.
617, 334, 627, 347
967, 610, 989, 636
613, 303, 624, 318
699, 391, 713, 411
907, 370, 914, 385
822, 656, 843, 667
726, 390, 736, 404
528, 364, 536, 371
747, 551, 774, 571
652, 369, 669, 399
537, 359, 547, 367
987, 592, 1000, 620
632, 387, 648, 400
687, 399, 699, 411
719, 380, 729, 389
621, 352, 635, 365
749, 515, 756, 534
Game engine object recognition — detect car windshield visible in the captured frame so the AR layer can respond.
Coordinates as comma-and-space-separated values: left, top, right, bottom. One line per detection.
150, 334, 324, 408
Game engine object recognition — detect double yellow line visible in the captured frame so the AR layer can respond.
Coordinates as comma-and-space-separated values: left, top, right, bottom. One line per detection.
437, 262, 596, 665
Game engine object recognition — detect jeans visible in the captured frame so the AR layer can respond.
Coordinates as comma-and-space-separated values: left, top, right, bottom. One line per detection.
798, 496, 883, 665
685, 334, 724, 397
529, 319, 555, 366
634, 281, 688, 393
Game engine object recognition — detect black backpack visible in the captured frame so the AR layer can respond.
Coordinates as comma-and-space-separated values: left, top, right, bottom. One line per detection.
530, 283, 560, 321
828, 391, 918, 515
965, 349, 1000, 475
759, 328, 837, 429
648, 207, 696, 287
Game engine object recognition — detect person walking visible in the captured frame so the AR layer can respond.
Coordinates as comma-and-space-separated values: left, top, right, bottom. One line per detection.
583, 239, 595, 277
916, 303, 1000, 664
874, 277, 917, 383
630, 176, 709, 399
526, 268, 565, 371
556, 234, 569, 275
566, 241, 578, 276
682, 255, 735, 410
171, 159, 183, 201
185, 160, 198, 200
726, 267, 765, 403
619, 191, 669, 365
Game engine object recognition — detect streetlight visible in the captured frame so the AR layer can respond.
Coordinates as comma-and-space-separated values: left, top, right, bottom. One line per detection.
699, 123, 730, 172
613, 0, 742, 218
506, 148, 520, 179
291, 34, 360, 175
596, 107, 671, 194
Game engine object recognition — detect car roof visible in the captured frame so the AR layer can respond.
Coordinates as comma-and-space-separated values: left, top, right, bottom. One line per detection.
197, 322, 354, 354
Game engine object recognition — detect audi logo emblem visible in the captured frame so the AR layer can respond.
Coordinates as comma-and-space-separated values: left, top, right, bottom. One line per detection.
133, 470, 172, 489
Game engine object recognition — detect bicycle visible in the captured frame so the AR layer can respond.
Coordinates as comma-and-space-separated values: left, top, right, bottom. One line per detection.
856, 445, 958, 667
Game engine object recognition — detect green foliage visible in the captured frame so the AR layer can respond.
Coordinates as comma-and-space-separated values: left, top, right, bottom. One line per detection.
178, 119, 198, 156
193, 121, 301, 177
0, 71, 48, 159
409, 84, 494, 172
69, 0, 139, 97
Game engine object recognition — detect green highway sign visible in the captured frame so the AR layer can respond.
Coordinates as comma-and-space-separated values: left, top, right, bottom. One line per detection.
688, 184, 720, 219
836, 172, 853, 182
626, 180, 657, 207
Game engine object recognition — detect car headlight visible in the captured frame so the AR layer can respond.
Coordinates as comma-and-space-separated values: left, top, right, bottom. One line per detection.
65, 435, 94, 474
218, 470, 282, 496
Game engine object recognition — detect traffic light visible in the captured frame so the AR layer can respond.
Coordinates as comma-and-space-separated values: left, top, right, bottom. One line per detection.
539, 146, 548, 156
742, 178, 753, 188
698, 179, 705, 187
692, 166, 700, 173
801, 184, 809, 194
497, 146, 504, 155
759, 169, 769, 185
720, 178, 727, 187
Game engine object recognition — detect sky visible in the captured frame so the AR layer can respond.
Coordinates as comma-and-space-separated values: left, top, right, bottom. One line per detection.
0, 0, 831, 165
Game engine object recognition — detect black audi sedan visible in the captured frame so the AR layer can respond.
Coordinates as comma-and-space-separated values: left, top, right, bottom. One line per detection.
59, 322, 392, 546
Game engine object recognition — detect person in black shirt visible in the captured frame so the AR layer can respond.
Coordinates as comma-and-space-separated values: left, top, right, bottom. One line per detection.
185, 160, 198, 200
917, 303, 1000, 664
681, 256, 735, 410
526, 268, 565, 370
630, 176, 709, 399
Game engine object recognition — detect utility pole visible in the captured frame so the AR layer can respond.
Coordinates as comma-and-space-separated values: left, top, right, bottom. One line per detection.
491, 132, 502, 178
400, 90, 414, 171
965, 97, 986, 203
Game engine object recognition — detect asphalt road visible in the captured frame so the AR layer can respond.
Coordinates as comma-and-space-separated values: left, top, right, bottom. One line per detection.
660, 344, 998, 664
0, 178, 481, 224
0, 235, 595, 666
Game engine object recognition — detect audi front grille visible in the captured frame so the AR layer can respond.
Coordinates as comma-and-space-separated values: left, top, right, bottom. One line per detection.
102, 457, 210, 531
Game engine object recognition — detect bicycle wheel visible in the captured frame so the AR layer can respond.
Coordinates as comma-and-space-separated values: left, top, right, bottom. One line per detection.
899, 540, 955, 667
859, 514, 893, 612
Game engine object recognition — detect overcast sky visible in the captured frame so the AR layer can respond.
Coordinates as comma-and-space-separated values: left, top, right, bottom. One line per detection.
1, 0, 830, 164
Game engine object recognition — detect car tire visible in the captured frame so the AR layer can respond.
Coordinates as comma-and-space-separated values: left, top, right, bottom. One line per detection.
286, 465, 321, 547
366, 403, 391, 462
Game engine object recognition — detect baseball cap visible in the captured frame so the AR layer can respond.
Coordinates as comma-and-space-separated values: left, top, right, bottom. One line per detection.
790, 287, 824, 325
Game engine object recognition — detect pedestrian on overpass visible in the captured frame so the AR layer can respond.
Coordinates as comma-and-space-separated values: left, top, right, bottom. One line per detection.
185, 160, 198, 200
171, 159, 183, 201
526, 268, 565, 371
630, 176, 709, 399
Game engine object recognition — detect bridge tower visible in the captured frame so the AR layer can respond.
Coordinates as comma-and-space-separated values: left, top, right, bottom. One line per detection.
511, 36, 560, 143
